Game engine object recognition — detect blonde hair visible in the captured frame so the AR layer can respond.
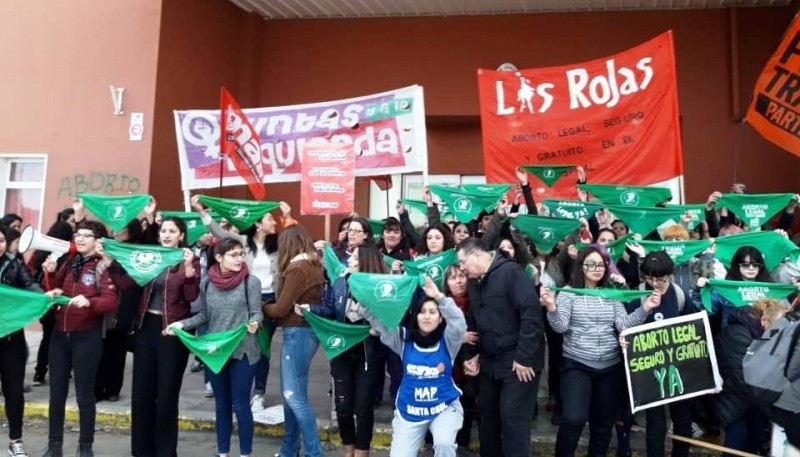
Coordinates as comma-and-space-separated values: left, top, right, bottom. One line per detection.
752, 297, 788, 328
662, 225, 690, 241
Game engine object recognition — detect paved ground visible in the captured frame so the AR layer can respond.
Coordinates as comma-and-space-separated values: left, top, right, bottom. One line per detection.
2, 328, 730, 456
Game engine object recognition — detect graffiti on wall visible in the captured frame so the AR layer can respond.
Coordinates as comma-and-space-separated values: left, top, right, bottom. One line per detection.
57, 172, 142, 198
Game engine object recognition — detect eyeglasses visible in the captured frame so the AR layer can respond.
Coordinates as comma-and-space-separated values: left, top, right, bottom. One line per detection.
224, 252, 246, 259
739, 262, 763, 269
644, 275, 670, 284
347, 228, 364, 234
73, 232, 96, 239
582, 262, 606, 271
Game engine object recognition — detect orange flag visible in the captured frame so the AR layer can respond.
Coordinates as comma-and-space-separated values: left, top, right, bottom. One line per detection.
220, 87, 266, 200
746, 14, 800, 158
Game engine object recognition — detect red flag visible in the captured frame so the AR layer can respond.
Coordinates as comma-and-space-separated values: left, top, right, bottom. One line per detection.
220, 87, 266, 200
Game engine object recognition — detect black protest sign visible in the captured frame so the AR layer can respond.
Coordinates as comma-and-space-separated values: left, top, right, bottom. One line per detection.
621, 311, 721, 413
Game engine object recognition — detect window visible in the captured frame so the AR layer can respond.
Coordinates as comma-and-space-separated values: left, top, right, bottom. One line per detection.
0, 155, 47, 231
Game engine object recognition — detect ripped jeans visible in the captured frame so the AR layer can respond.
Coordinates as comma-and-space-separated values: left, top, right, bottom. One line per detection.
278, 326, 322, 457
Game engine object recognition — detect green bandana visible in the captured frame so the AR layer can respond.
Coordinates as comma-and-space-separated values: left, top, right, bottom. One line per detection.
428, 185, 501, 223
521, 165, 575, 187
541, 199, 605, 220
173, 325, 248, 374
664, 204, 706, 231
383, 254, 398, 270
700, 279, 796, 311
0, 285, 70, 338
714, 193, 797, 230
403, 249, 457, 289
301, 309, 371, 360
256, 327, 271, 359
399, 199, 430, 216
159, 211, 221, 245
196, 195, 280, 231
78, 193, 151, 233
552, 286, 651, 302
605, 205, 687, 237
578, 184, 672, 207
322, 243, 347, 280
459, 183, 514, 197
577, 234, 632, 263
636, 240, 712, 265
510, 215, 580, 252
101, 238, 186, 286
366, 219, 385, 242
524, 264, 537, 280
713, 231, 797, 271
347, 273, 421, 330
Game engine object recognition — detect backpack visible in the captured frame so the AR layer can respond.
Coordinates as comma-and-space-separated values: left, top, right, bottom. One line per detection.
742, 315, 800, 406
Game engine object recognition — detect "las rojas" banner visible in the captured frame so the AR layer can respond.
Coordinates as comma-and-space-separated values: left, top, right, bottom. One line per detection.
173, 85, 428, 191
477, 31, 683, 198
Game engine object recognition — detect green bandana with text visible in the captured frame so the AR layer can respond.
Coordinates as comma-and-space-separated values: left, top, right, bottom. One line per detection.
578, 184, 672, 207
636, 240, 712, 265
102, 238, 185, 286
302, 309, 371, 360
605, 205, 687, 237
347, 273, 421, 330
196, 195, 280, 231
429, 185, 501, 223
510, 215, 580, 252
714, 193, 796, 230
541, 199, 605, 220
713, 230, 797, 272
700, 279, 795, 311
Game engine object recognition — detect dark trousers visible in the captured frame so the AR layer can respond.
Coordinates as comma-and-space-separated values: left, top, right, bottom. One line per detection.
387, 351, 403, 403
331, 342, 381, 450
456, 391, 478, 448
48, 327, 103, 446
645, 400, 693, 457
768, 405, 800, 449
210, 356, 256, 455
131, 314, 189, 457
543, 309, 563, 408
478, 370, 540, 457
253, 293, 276, 395
35, 311, 55, 378
555, 358, 622, 457
95, 328, 128, 400
0, 331, 27, 440
722, 404, 765, 457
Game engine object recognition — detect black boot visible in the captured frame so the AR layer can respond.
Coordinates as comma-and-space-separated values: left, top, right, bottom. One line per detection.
41, 443, 63, 457
76, 444, 93, 457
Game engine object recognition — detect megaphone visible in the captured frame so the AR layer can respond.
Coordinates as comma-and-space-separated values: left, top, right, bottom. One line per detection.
19, 225, 72, 259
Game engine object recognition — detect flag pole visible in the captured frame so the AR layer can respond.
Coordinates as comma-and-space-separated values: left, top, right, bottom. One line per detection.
324, 214, 331, 243
219, 86, 225, 198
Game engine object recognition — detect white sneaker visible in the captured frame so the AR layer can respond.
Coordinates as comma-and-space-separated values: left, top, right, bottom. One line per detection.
251, 394, 265, 410
204, 382, 214, 398
691, 422, 705, 438
8, 440, 28, 457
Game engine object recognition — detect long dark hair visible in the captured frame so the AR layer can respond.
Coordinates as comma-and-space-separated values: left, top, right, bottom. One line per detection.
727, 246, 770, 282
416, 223, 454, 256
569, 245, 612, 288
160, 217, 190, 248
355, 244, 388, 274
494, 235, 527, 267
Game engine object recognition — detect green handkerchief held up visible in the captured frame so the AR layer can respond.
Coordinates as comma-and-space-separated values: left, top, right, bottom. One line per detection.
578, 184, 672, 207
347, 273, 421, 330
636, 240, 712, 265
700, 279, 796, 312
576, 234, 632, 263
301, 309, 371, 360
521, 165, 575, 187
403, 249, 457, 289
510, 215, 580, 252
713, 230, 797, 272
322, 243, 347, 280
172, 325, 248, 374
605, 205, 687, 237
714, 193, 797, 230
541, 200, 604, 220
101, 238, 185, 286
459, 183, 514, 197
196, 195, 280, 231
159, 211, 221, 245
551, 287, 651, 302
78, 193, 151, 233
0, 285, 70, 338
428, 185, 502, 223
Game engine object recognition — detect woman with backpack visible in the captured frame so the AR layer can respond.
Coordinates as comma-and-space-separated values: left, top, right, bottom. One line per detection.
167, 238, 263, 457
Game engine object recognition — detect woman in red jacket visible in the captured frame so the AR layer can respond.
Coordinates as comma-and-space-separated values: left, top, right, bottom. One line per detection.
130, 216, 200, 457
41, 221, 119, 457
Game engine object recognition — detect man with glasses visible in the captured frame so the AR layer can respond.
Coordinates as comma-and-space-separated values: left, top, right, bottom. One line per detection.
456, 238, 544, 457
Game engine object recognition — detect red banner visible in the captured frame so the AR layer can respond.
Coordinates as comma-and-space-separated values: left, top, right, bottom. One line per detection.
220, 87, 266, 200
300, 141, 355, 215
477, 31, 683, 198
745, 14, 800, 158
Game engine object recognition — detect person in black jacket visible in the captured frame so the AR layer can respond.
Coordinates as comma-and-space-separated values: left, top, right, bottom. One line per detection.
457, 238, 545, 457
714, 301, 782, 456
0, 227, 46, 457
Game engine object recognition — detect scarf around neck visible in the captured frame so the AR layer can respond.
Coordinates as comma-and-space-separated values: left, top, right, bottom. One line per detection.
208, 263, 250, 290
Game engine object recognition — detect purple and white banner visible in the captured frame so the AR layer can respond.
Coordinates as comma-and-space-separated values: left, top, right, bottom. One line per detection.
173, 85, 428, 191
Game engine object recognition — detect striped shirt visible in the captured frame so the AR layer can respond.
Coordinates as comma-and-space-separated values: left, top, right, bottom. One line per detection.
547, 289, 648, 369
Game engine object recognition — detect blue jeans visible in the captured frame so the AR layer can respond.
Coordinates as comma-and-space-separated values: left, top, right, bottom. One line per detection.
254, 293, 276, 395
210, 355, 256, 454
278, 327, 322, 457
723, 404, 765, 456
